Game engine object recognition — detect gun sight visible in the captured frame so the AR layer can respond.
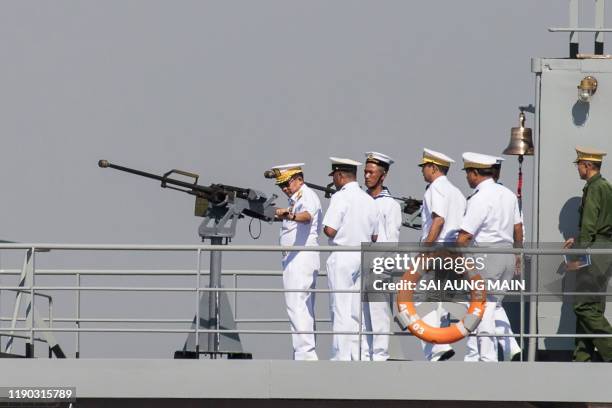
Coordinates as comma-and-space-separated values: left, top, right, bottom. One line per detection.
263, 170, 276, 179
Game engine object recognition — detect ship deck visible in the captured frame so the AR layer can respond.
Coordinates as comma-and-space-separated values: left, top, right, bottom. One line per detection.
3, 359, 612, 407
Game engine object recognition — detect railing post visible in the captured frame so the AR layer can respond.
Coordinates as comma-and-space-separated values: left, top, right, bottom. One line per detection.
6, 248, 34, 354
595, 0, 605, 54
358, 258, 363, 361
528, 253, 538, 362
208, 237, 223, 355
76, 272, 81, 358
519, 253, 528, 362
233, 273, 238, 320
27, 247, 35, 358
569, 0, 579, 58
195, 249, 202, 357
48, 293, 53, 358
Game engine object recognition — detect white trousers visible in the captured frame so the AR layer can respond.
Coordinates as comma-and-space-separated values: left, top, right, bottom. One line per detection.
283, 251, 319, 360
327, 252, 363, 361
464, 300, 498, 362
495, 303, 522, 360
362, 299, 391, 361
465, 252, 515, 362
416, 271, 453, 360
420, 302, 520, 361
419, 302, 454, 361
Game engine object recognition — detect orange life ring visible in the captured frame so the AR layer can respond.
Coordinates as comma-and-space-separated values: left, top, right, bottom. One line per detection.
395, 268, 487, 344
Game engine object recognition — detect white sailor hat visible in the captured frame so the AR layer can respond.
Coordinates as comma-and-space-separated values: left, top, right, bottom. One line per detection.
419, 148, 455, 168
329, 157, 362, 176
270, 163, 304, 185
493, 156, 505, 168
462, 152, 497, 170
365, 151, 394, 170
574, 146, 607, 163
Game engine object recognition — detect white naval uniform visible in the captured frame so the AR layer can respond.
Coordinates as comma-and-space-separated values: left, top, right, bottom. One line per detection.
419, 175, 467, 361
280, 184, 322, 360
322, 181, 379, 361
493, 182, 522, 360
459, 178, 521, 362
495, 303, 522, 360
363, 187, 402, 361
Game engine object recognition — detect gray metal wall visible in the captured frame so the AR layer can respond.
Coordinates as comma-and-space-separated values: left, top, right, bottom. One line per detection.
533, 58, 612, 350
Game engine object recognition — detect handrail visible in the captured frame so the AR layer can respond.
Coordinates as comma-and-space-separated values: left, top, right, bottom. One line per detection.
1, 244, 611, 360
0, 243, 610, 255
0, 269, 322, 276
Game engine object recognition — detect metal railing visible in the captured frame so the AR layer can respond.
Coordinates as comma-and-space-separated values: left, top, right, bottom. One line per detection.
0, 243, 611, 361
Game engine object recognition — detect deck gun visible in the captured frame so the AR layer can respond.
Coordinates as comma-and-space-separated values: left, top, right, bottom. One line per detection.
99, 160, 277, 240
300, 181, 423, 230
99, 160, 279, 356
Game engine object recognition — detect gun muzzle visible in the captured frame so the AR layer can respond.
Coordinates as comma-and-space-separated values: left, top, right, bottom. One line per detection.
98, 160, 110, 168
263, 170, 276, 179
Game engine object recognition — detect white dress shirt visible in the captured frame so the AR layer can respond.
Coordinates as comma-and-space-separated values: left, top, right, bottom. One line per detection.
460, 178, 521, 245
279, 184, 322, 262
421, 175, 467, 243
323, 181, 379, 246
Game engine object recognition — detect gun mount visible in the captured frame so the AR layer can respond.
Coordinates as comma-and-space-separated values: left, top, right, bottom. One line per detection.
99, 159, 279, 356
395, 196, 423, 230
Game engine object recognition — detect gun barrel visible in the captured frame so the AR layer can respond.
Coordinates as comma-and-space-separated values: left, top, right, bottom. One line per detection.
98, 160, 219, 199
99, 160, 277, 227
393, 196, 423, 205
304, 182, 336, 197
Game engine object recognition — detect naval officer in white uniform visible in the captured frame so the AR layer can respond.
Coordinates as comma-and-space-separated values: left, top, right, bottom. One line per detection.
323, 157, 379, 361
270, 163, 322, 360
362, 151, 402, 361
418, 148, 467, 361
492, 155, 523, 361
457, 153, 523, 362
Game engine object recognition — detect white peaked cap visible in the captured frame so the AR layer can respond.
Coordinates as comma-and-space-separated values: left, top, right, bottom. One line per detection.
420, 148, 455, 167
493, 156, 505, 165
269, 163, 304, 184
271, 163, 305, 171
329, 157, 362, 175
462, 152, 497, 169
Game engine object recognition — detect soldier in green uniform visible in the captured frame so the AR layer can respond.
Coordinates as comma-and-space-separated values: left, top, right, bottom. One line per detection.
564, 146, 612, 362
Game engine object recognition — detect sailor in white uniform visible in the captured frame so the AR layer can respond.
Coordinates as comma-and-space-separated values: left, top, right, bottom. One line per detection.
270, 163, 322, 360
492, 156, 523, 361
362, 151, 402, 361
323, 157, 379, 361
418, 148, 467, 361
457, 153, 523, 362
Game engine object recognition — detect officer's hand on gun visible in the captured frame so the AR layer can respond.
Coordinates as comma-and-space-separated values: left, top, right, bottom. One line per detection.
275, 208, 292, 221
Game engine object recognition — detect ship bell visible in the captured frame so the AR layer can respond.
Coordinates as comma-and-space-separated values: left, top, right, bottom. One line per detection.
503, 111, 534, 156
